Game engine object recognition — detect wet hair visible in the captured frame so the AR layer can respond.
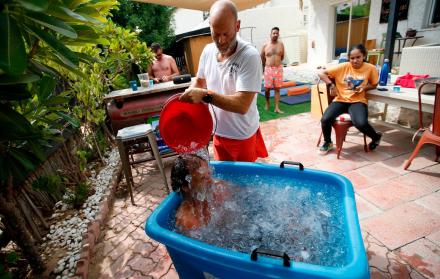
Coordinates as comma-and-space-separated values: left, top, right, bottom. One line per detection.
170, 154, 205, 193
271, 27, 280, 32
150, 42, 162, 52
349, 44, 367, 61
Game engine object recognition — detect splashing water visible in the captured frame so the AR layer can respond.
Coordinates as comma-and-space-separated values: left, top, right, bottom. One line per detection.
171, 171, 348, 268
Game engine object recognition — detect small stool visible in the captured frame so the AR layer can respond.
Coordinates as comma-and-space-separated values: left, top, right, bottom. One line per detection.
116, 124, 170, 205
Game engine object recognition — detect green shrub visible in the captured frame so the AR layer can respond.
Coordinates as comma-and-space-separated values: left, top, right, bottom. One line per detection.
32, 174, 64, 200
65, 182, 91, 209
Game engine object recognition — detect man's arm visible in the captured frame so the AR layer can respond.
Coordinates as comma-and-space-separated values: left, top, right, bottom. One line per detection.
147, 65, 154, 79
280, 42, 285, 61
170, 57, 180, 77
189, 77, 206, 89
180, 88, 256, 115
148, 64, 160, 83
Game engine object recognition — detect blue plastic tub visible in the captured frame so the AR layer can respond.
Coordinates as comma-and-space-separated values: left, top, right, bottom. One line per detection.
145, 161, 369, 279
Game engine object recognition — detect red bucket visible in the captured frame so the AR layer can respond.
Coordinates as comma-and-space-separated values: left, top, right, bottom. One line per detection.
159, 94, 213, 153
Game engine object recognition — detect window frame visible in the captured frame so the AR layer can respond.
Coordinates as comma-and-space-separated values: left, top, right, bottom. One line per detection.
425, 0, 440, 27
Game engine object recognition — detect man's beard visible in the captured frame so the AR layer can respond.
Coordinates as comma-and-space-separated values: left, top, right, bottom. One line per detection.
217, 37, 237, 55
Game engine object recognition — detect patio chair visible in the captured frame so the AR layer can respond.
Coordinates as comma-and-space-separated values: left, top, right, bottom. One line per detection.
316, 80, 368, 159
404, 81, 440, 170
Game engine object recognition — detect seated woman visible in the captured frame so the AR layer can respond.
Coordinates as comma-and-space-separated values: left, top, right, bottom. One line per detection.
171, 154, 229, 230
318, 44, 382, 155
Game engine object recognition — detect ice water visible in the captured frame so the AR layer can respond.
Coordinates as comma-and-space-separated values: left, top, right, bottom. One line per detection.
137, 73, 149, 87
140, 80, 149, 87
171, 171, 348, 268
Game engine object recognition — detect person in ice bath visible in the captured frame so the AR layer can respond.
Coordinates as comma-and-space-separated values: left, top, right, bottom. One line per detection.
171, 154, 230, 230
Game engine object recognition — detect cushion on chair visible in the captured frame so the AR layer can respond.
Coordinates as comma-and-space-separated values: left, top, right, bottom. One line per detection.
335, 113, 352, 122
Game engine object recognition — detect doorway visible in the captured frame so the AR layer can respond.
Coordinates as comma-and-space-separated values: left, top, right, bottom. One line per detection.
334, 0, 371, 59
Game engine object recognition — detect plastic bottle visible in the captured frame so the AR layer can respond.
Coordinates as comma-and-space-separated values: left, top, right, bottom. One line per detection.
379, 59, 390, 86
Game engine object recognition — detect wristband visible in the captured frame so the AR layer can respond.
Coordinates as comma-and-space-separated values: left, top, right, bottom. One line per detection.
202, 90, 214, 104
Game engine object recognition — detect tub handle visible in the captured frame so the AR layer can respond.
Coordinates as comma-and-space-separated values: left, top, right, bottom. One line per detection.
280, 161, 304, 171
250, 248, 291, 267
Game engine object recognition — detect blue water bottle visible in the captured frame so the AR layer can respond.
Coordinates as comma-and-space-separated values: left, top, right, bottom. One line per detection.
379, 59, 390, 86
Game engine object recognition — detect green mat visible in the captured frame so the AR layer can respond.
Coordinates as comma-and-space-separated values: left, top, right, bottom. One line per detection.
257, 95, 310, 122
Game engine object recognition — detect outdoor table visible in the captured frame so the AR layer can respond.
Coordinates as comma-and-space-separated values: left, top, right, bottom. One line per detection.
394, 36, 424, 55
104, 79, 193, 134
367, 85, 434, 133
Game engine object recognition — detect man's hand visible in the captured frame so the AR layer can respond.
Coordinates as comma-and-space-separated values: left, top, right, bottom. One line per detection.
179, 88, 207, 103
153, 78, 160, 84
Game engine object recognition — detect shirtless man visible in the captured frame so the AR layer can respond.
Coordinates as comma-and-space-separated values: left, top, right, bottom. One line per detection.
260, 27, 285, 113
148, 42, 179, 83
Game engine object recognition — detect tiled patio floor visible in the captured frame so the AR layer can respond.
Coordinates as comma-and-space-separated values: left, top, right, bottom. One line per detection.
88, 112, 440, 279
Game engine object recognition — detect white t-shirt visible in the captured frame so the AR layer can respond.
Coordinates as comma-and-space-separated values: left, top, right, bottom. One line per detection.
197, 38, 263, 140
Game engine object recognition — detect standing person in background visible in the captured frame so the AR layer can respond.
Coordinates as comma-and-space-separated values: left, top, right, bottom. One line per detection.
317, 44, 382, 155
148, 42, 180, 83
179, 0, 268, 162
261, 27, 285, 113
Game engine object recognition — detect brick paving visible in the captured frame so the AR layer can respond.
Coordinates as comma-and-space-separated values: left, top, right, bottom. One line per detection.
89, 112, 440, 279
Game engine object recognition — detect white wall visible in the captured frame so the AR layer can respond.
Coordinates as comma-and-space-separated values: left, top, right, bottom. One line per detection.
173, 9, 205, 35
367, 0, 440, 48
307, 0, 347, 65
238, 6, 307, 64
173, 3, 308, 64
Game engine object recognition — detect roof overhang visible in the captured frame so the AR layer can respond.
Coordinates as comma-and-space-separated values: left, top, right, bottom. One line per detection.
133, 0, 269, 11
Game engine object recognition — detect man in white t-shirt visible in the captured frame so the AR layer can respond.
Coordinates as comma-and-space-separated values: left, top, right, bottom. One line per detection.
179, 0, 268, 162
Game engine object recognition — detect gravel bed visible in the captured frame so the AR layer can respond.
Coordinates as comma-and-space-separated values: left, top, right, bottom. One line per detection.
40, 149, 120, 279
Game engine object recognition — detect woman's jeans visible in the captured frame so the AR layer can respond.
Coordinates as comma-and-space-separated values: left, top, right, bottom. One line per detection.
321, 102, 380, 143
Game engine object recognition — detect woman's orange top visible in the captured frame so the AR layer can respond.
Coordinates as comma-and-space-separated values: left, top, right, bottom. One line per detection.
326, 62, 379, 104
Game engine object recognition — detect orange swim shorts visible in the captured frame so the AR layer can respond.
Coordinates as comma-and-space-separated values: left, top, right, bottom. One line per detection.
264, 65, 283, 89
213, 128, 268, 162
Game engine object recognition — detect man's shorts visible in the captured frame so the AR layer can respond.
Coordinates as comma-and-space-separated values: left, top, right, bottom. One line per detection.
264, 65, 283, 89
213, 128, 268, 162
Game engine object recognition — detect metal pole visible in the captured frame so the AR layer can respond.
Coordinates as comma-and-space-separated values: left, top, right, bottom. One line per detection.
384, 0, 400, 67
346, 0, 353, 52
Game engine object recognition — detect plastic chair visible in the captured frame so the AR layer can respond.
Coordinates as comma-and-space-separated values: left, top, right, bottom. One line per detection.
404, 81, 440, 170
316, 80, 368, 159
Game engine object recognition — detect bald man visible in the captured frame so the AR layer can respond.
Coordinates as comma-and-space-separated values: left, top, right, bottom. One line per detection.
179, 0, 268, 162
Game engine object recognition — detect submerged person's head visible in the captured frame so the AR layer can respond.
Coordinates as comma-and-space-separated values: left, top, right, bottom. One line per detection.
348, 44, 367, 69
171, 154, 213, 197
209, 0, 240, 56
